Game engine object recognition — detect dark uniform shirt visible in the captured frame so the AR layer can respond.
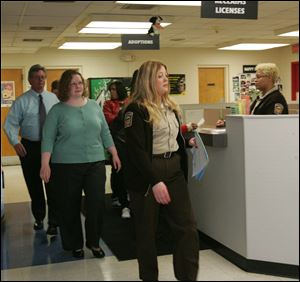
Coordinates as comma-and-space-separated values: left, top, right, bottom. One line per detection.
250, 87, 289, 115
124, 102, 188, 194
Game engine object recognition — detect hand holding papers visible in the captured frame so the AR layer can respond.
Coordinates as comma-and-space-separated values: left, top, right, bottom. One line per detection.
197, 118, 205, 129
191, 132, 209, 181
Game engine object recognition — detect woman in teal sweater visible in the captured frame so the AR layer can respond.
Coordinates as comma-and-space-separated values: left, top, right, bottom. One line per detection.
40, 69, 121, 259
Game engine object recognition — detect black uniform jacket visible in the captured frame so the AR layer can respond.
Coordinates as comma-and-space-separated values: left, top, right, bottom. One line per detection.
250, 89, 289, 115
124, 102, 188, 195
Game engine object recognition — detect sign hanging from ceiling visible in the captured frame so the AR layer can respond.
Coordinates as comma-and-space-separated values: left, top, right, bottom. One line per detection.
121, 34, 160, 50
243, 65, 256, 73
201, 1, 258, 20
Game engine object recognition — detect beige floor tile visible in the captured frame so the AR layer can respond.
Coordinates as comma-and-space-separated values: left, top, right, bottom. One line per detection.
1, 166, 298, 282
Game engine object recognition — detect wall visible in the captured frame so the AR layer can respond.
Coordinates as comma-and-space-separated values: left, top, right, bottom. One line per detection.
1, 45, 298, 104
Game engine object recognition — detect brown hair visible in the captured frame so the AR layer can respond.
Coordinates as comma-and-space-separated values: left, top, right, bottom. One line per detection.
58, 69, 87, 102
28, 64, 46, 80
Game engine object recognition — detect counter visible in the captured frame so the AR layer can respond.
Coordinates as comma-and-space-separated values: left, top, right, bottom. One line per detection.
188, 115, 299, 278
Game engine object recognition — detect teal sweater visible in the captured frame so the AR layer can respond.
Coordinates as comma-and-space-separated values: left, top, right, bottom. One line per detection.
41, 99, 114, 163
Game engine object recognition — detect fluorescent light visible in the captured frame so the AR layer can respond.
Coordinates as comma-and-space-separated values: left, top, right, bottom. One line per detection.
86, 21, 171, 28
218, 43, 289, 51
116, 1, 201, 6
79, 27, 149, 34
79, 21, 172, 34
59, 42, 122, 50
278, 30, 299, 37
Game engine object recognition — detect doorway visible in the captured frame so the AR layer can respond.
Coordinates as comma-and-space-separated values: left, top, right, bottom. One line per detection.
1, 69, 24, 157
46, 69, 66, 92
198, 67, 226, 104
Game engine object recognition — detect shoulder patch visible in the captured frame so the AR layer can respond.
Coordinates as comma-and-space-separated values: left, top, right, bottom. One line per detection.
124, 112, 133, 128
274, 103, 284, 114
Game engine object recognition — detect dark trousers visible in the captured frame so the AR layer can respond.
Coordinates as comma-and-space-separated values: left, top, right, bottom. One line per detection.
20, 138, 57, 225
111, 141, 129, 208
129, 153, 199, 281
51, 161, 106, 251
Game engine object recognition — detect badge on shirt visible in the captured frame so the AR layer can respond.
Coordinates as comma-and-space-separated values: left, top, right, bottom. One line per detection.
274, 103, 284, 114
124, 112, 133, 128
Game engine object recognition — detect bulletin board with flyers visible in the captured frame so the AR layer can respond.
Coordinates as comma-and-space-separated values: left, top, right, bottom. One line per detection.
232, 73, 257, 101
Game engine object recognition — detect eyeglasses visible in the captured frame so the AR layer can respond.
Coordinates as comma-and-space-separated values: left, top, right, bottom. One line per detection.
255, 75, 269, 79
32, 76, 46, 80
70, 81, 83, 87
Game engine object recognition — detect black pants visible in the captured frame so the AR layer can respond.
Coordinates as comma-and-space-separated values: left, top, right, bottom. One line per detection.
111, 141, 129, 208
20, 138, 58, 225
51, 161, 106, 251
129, 153, 199, 281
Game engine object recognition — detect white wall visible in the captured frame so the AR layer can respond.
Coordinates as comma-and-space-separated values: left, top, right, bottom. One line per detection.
1, 45, 298, 104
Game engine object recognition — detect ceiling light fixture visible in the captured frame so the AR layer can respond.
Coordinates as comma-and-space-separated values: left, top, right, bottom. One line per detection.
59, 42, 122, 50
278, 30, 299, 37
79, 28, 149, 34
79, 21, 171, 34
116, 1, 201, 6
218, 43, 289, 51
85, 21, 171, 29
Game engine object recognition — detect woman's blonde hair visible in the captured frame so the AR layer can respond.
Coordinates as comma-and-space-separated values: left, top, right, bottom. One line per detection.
130, 61, 181, 125
255, 63, 280, 83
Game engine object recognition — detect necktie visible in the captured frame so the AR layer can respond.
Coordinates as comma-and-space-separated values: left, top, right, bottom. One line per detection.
39, 95, 46, 139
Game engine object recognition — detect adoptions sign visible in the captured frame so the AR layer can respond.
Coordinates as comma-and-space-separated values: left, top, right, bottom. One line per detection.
121, 34, 160, 50
201, 1, 258, 20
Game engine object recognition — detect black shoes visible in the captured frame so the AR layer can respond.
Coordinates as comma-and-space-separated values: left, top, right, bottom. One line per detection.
46, 225, 58, 236
33, 221, 43, 230
72, 249, 84, 259
86, 242, 105, 258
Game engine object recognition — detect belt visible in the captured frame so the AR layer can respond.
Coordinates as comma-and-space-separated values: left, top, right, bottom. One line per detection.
153, 151, 175, 159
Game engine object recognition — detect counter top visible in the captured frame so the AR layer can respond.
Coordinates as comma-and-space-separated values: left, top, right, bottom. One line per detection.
198, 127, 227, 147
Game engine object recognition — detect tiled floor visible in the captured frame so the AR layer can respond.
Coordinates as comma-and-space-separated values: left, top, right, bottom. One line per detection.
1, 165, 298, 281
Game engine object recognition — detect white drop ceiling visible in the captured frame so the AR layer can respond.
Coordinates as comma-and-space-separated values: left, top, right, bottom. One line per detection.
1, 1, 299, 53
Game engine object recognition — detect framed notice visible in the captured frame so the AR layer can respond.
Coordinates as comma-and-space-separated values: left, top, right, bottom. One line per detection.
169, 74, 186, 95
1, 81, 15, 107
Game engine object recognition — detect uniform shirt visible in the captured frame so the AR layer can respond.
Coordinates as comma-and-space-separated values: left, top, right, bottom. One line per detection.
124, 102, 188, 193
250, 86, 288, 115
42, 99, 114, 164
3, 89, 59, 145
153, 105, 179, 154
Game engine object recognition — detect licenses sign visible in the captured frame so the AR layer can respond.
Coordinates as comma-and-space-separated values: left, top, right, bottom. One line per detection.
121, 34, 160, 50
201, 1, 258, 20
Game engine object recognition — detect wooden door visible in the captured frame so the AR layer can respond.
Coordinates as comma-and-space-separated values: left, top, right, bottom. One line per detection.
198, 68, 225, 104
46, 68, 80, 93
46, 69, 66, 92
1, 69, 23, 156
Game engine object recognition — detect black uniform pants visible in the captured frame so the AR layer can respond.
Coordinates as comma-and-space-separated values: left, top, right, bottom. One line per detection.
129, 153, 199, 281
20, 138, 58, 225
51, 161, 106, 251
111, 141, 129, 208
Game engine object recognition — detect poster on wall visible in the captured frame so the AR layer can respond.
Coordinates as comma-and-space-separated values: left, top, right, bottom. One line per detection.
1, 81, 15, 107
169, 74, 186, 95
88, 77, 132, 107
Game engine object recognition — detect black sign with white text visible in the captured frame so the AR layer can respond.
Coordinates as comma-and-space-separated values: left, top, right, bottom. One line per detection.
121, 34, 160, 50
201, 1, 258, 20
243, 65, 256, 73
